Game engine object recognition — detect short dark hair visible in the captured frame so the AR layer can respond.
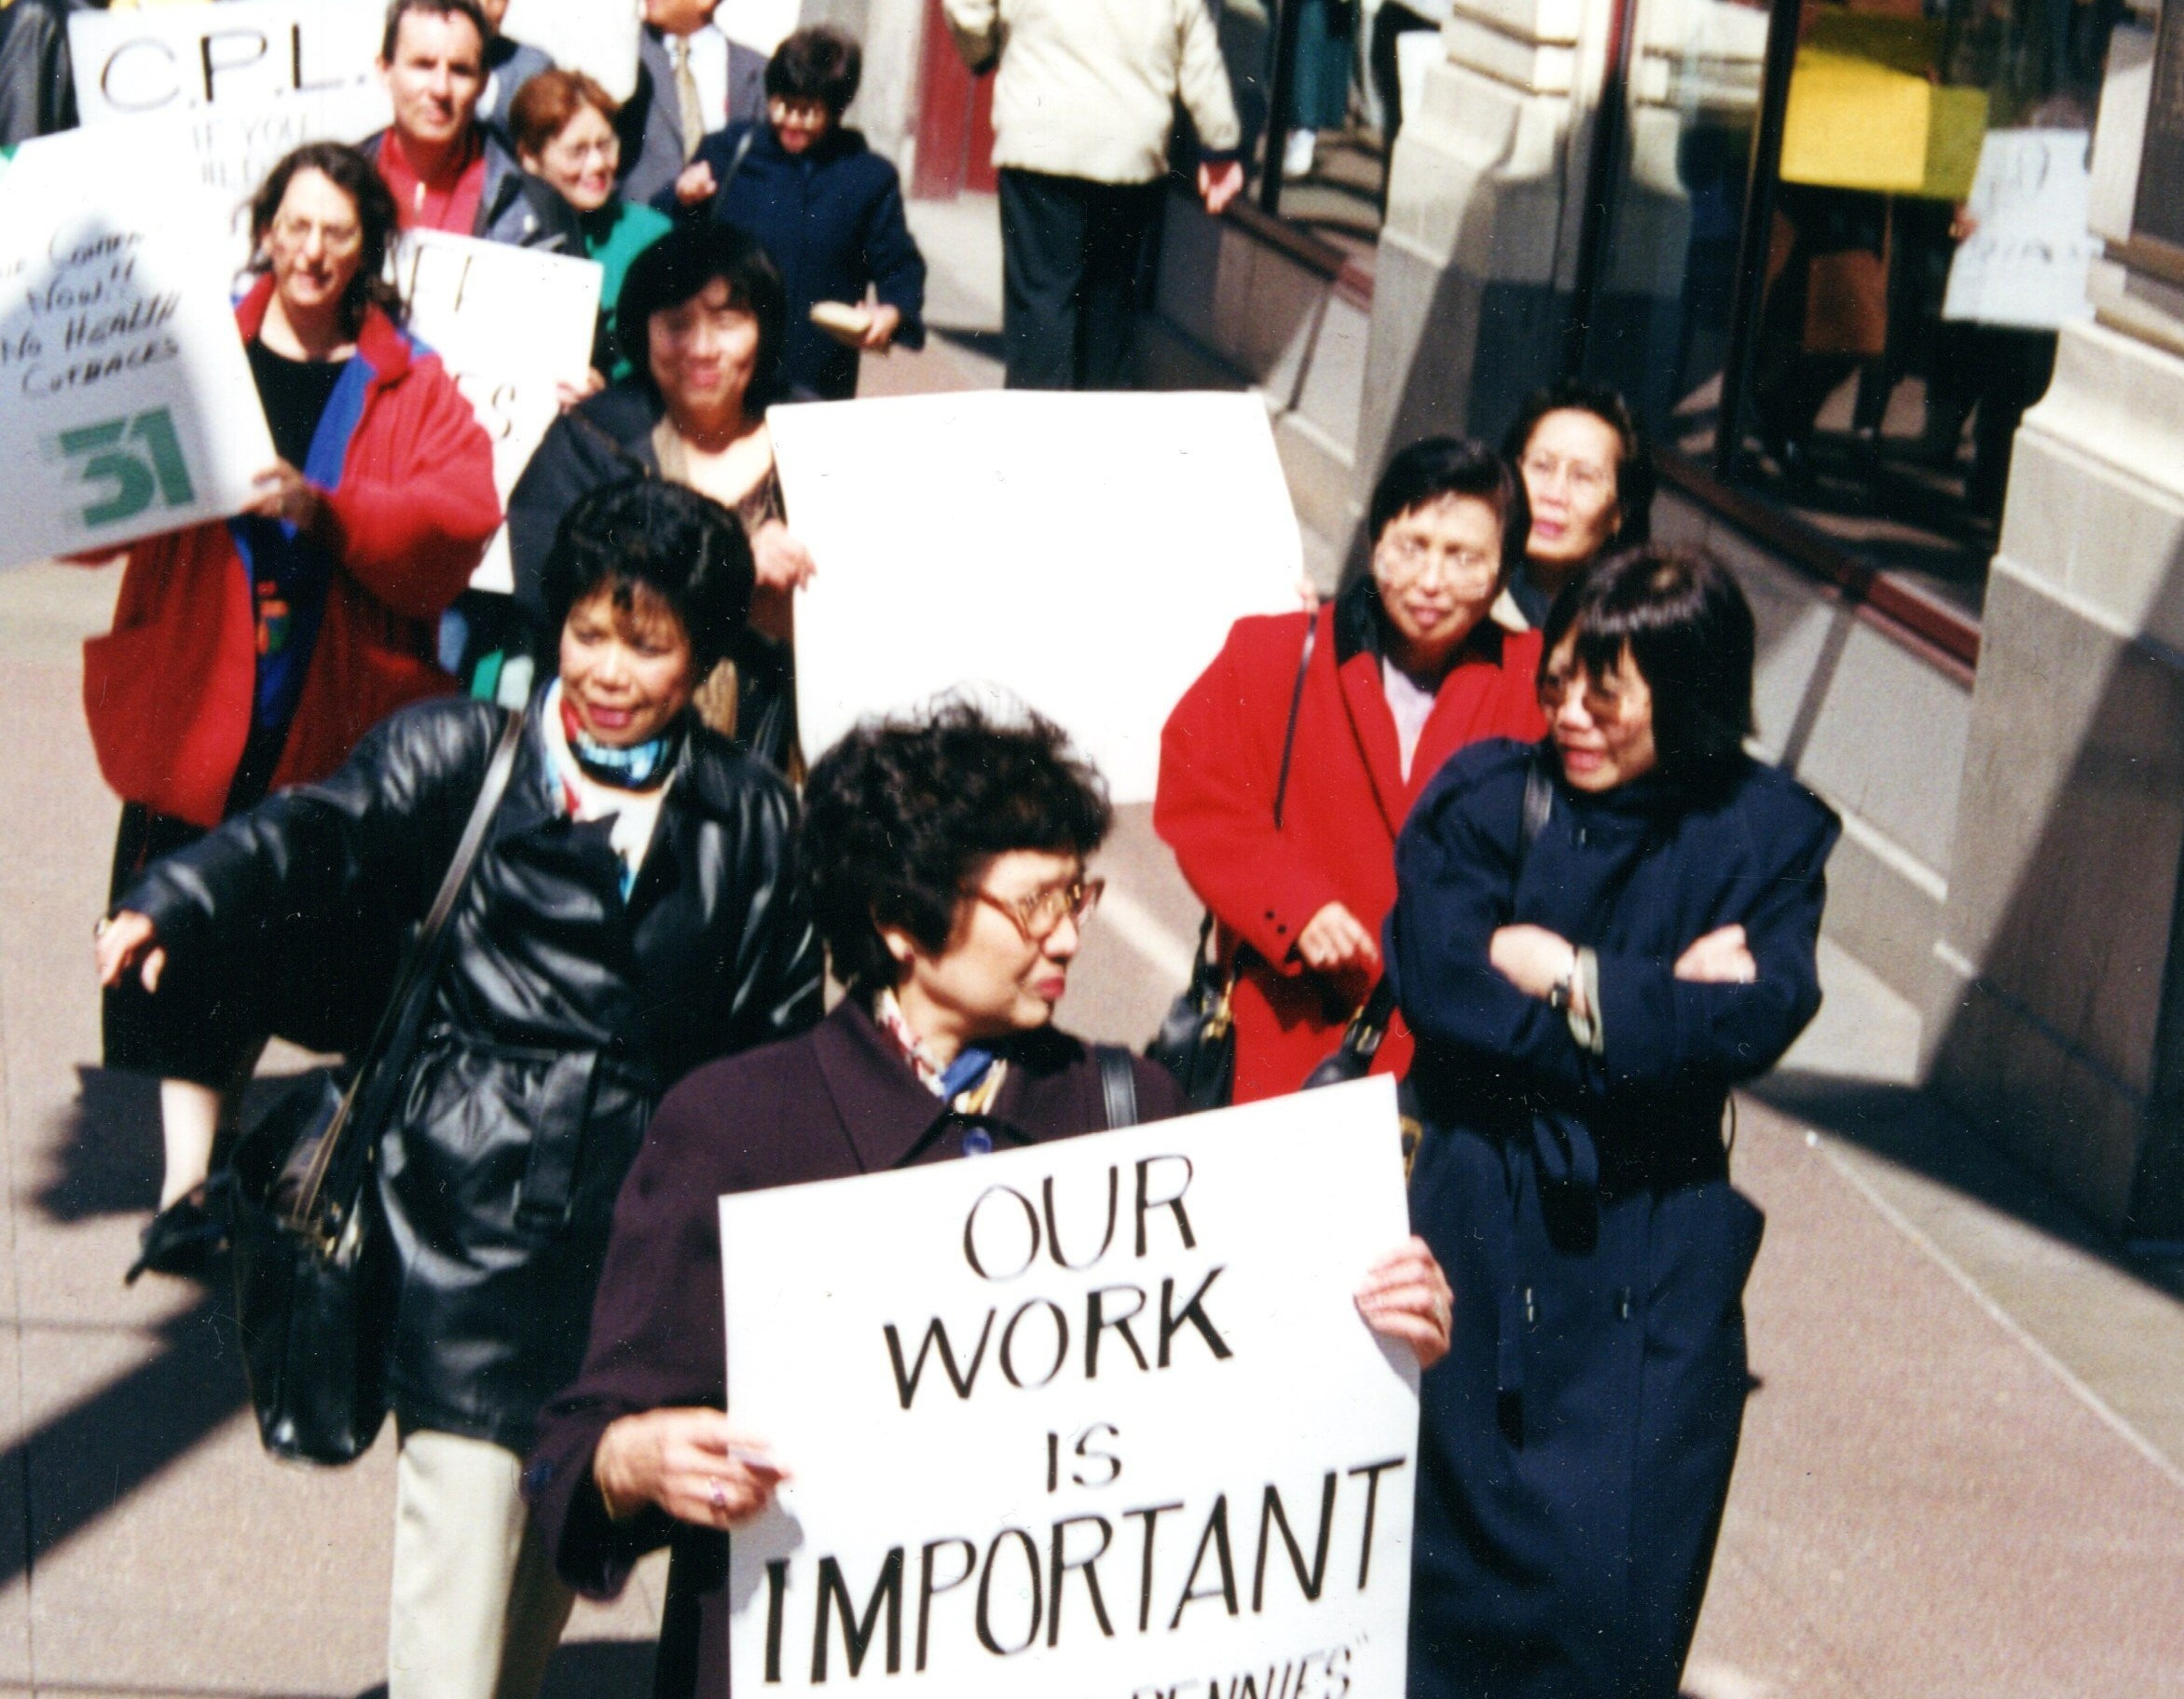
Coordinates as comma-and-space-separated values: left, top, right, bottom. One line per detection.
801, 700, 1113, 999
381, 0, 488, 62
539, 480, 755, 674
615, 222, 787, 408
249, 143, 404, 338
1368, 435, 1531, 589
1539, 546, 1754, 788
1501, 377, 1655, 550
508, 68, 620, 159
765, 25, 862, 116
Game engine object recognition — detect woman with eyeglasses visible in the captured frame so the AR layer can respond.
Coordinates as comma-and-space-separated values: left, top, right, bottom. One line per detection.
1388, 547, 1837, 1699
81, 140, 499, 1281
527, 696, 1455, 1698
1155, 437, 1547, 1103
1499, 378, 1656, 629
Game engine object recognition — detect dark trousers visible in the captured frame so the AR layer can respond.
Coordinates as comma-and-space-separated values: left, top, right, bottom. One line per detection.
998, 168, 1163, 391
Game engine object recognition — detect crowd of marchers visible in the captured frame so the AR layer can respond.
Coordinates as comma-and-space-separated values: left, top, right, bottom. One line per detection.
55, 3, 1840, 1698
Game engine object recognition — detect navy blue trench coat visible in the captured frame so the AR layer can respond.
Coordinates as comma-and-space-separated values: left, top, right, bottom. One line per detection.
1385, 738, 1838, 1699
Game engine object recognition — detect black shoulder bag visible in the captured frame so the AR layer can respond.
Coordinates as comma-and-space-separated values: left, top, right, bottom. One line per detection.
1301, 748, 1555, 1092
1146, 610, 1320, 1110
224, 709, 527, 1465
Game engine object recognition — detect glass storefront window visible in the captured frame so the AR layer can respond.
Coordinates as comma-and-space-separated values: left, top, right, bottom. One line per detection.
1577, 0, 2118, 623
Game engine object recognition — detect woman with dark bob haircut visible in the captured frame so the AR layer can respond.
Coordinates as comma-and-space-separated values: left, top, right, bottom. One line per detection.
1500, 377, 1656, 627
662, 22, 927, 401
84, 137, 496, 1281
1156, 434, 1545, 1103
508, 223, 811, 766
98, 478, 822, 1697
1385, 546, 1839, 1699
527, 697, 1455, 1699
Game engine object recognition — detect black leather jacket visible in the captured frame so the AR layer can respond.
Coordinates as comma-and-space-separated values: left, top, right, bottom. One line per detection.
124, 694, 824, 1452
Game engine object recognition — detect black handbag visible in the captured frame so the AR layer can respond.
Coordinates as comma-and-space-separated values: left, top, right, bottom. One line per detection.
1147, 610, 1319, 1109
1301, 747, 1555, 1094
223, 709, 526, 1465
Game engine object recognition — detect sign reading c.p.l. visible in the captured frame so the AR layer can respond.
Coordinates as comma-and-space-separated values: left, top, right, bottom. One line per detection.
721, 1077, 1418, 1698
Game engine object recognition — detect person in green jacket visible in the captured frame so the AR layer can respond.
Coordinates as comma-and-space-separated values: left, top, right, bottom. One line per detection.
512, 67, 673, 386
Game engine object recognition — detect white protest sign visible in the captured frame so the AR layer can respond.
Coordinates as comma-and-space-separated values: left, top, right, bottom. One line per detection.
1943, 129, 2099, 330
721, 1076, 1418, 1699
70, 0, 389, 217
397, 231, 602, 593
721, 0, 803, 55
0, 125, 273, 569
771, 391, 1304, 802
502, 0, 643, 102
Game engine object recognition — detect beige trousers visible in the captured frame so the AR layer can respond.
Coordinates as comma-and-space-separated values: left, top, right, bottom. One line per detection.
388, 1429, 576, 1699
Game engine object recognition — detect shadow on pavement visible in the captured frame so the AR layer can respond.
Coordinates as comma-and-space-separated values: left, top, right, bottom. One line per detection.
8, 1288, 246, 1584
351, 1637, 657, 1699
931, 325, 1005, 363
1749, 1068, 2184, 1304
35, 1064, 162, 1222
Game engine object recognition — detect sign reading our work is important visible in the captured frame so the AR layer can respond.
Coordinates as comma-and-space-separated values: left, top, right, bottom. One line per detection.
397, 231, 601, 593
720, 1077, 1419, 1699
0, 124, 273, 569
70, 0, 389, 203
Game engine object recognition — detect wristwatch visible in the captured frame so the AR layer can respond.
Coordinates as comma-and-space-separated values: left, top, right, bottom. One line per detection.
1547, 971, 1574, 1013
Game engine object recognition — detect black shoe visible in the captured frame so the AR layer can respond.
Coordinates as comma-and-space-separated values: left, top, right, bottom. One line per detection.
125, 1189, 227, 1284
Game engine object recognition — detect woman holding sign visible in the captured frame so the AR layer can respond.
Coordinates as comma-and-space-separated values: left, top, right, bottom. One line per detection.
526, 700, 1455, 1699
507, 221, 815, 768
84, 141, 499, 1281
1386, 549, 1838, 1699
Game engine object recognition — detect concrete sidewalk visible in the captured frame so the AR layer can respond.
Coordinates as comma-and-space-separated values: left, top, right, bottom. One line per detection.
0, 196, 2176, 1694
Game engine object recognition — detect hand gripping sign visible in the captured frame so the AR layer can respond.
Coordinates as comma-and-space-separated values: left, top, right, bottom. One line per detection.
721, 1077, 1419, 1699
0, 124, 272, 570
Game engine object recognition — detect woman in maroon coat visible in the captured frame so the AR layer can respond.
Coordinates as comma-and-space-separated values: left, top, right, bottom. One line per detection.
1155, 438, 1546, 1103
527, 701, 1455, 1698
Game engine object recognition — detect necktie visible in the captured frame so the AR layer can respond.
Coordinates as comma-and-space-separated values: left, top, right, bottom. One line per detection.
671, 36, 706, 161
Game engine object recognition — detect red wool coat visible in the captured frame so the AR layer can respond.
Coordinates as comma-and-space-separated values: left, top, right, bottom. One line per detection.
1156, 582, 1546, 1102
80, 277, 499, 828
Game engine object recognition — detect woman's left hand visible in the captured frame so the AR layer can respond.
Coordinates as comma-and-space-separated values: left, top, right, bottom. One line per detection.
1490, 923, 1578, 1002
751, 520, 817, 592
246, 460, 323, 529
861, 304, 902, 351
1355, 1237, 1453, 1371
1674, 924, 1755, 983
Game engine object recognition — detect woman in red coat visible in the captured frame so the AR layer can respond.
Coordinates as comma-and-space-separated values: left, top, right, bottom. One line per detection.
1155, 437, 1545, 1103
83, 142, 498, 1278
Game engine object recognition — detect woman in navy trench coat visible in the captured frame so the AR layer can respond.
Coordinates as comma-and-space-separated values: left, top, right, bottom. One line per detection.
1386, 547, 1839, 1699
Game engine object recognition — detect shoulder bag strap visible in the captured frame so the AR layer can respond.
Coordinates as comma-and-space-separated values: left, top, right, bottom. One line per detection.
1096, 1046, 1140, 1130
292, 708, 529, 1236
707, 125, 761, 225
1271, 607, 1320, 831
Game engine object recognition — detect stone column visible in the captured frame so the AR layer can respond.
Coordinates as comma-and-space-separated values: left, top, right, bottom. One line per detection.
1926, 21, 2184, 1239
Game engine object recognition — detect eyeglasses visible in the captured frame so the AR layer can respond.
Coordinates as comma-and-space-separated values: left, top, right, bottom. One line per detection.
1376, 530, 1499, 584
976, 877, 1105, 943
269, 215, 363, 256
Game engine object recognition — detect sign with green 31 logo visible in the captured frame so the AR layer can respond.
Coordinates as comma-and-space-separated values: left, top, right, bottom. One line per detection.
51, 406, 197, 528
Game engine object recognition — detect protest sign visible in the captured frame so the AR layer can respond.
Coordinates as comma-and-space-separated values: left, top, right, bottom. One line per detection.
396, 231, 601, 594
721, 1076, 1419, 1699
0, 124, 273, 569
770, 391, 1304, 802
70, 0, 389, 210
1944, 130, 2100, 329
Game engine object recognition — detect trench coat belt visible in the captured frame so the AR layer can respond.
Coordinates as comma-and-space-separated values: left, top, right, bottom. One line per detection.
1492, 1107, 1604, 1404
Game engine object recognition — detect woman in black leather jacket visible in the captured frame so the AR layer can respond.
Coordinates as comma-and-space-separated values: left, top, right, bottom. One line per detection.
94, 480, 825, 1699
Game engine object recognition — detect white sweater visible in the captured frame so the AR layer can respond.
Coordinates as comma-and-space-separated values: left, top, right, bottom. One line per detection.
943, 0, 1243, 186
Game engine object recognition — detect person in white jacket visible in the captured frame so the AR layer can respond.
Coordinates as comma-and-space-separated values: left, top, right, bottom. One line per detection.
944, 0, 1243, 390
